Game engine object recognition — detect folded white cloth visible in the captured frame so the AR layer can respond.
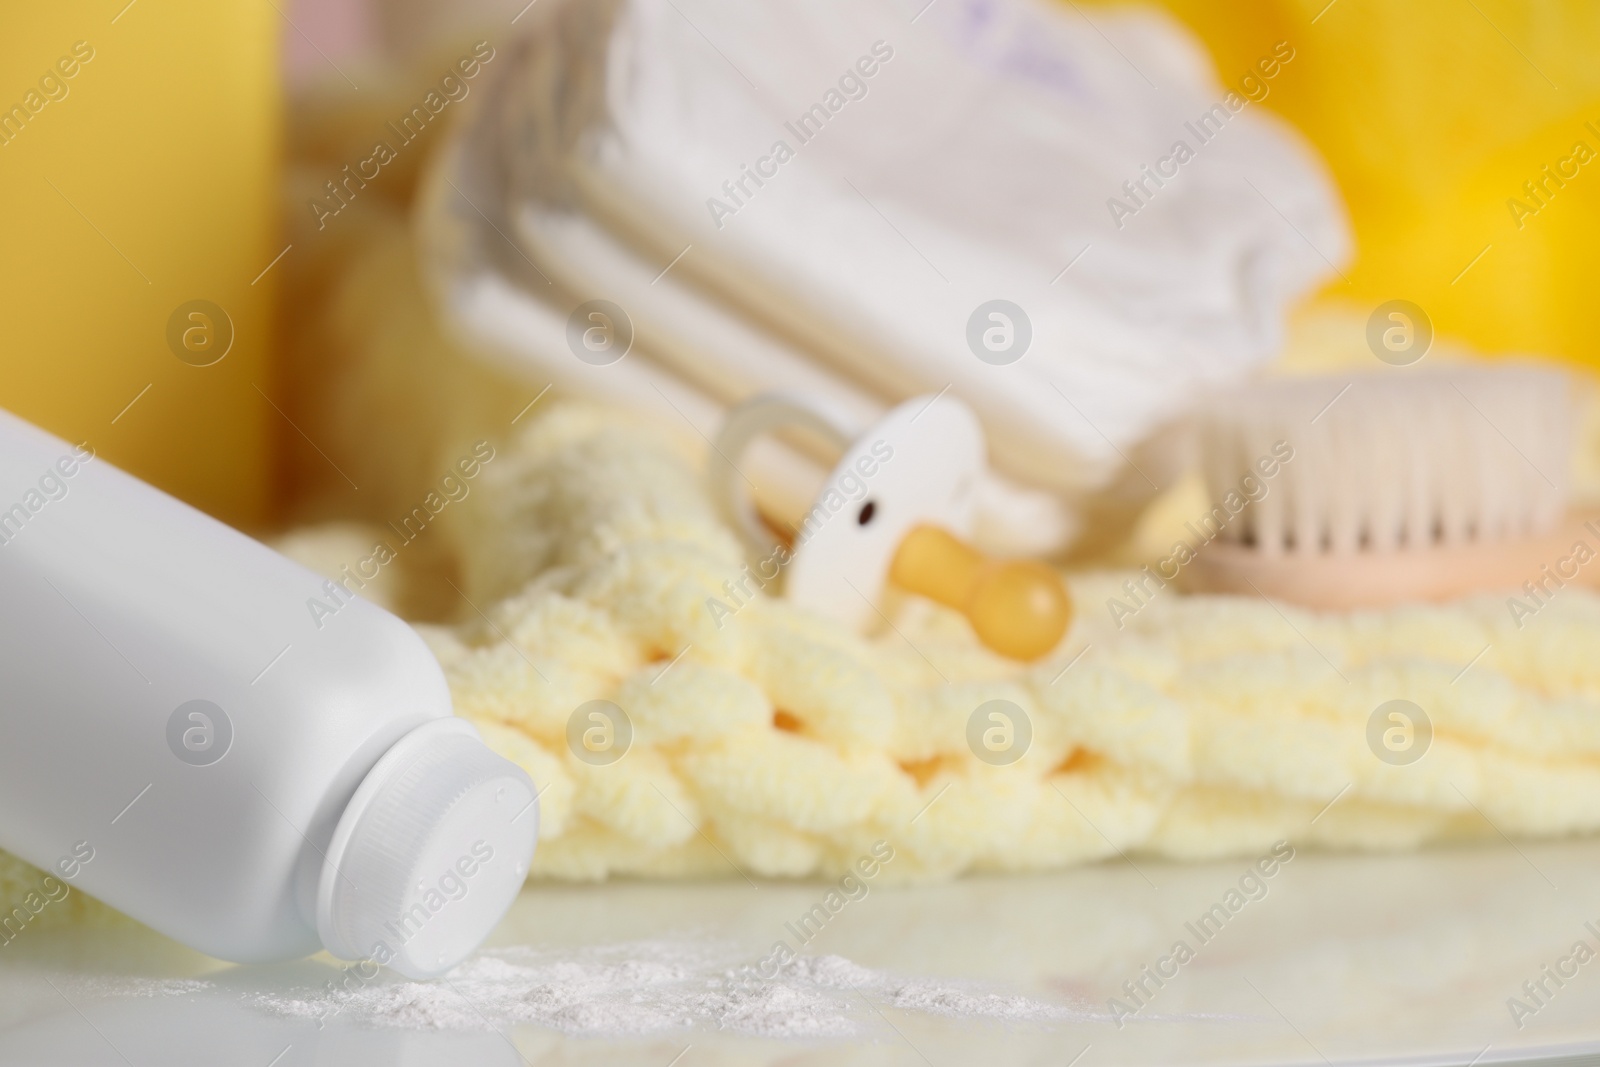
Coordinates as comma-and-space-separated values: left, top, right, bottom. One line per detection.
420, 0, 1349, 554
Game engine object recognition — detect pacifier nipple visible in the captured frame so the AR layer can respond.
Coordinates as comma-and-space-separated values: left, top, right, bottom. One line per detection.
888, 525, 1071, 661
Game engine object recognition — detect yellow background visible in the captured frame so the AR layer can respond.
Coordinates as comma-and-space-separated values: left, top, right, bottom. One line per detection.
1142, 0, 1600, 369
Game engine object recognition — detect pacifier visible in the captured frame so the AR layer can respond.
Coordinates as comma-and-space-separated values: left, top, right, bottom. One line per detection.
709, 393, 1071, 661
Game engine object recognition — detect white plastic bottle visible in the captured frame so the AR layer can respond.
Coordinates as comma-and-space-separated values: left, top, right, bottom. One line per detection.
0, 409, 538, 978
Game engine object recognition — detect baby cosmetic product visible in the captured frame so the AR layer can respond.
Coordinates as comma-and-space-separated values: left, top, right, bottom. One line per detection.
0, 408, 538, 978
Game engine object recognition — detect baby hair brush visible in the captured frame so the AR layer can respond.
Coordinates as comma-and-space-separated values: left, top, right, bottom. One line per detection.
1181, 364, 1598, 609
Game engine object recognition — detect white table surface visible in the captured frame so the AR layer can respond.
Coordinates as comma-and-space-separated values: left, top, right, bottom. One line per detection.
2, 838, 1599, 1066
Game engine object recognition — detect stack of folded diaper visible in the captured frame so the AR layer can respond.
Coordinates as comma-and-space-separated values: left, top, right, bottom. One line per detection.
327, 402, 1600, 882
422, 0, 1349, 555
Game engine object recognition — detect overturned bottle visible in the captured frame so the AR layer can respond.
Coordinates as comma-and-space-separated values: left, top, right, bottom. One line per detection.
0, 409, 538, 978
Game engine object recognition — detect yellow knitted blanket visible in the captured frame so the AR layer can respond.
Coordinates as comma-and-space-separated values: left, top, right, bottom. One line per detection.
384, 404, 1600, 881
7, 398, 1600, 935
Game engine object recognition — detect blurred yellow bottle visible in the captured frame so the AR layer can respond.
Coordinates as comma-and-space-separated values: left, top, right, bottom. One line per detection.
1110, 0, 1600, 371
0, 1, 281, 528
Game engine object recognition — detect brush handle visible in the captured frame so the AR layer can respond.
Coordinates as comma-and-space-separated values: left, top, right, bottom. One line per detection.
1183, 513, 1600, 609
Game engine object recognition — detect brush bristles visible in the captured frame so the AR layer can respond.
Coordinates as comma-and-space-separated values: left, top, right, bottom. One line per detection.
1195, 365, 1573, 558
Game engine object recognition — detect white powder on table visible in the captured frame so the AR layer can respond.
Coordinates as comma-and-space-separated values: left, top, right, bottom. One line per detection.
245, 939, 1088, 1039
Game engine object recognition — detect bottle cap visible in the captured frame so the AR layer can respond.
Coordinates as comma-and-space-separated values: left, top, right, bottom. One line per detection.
316, 718, 539, 979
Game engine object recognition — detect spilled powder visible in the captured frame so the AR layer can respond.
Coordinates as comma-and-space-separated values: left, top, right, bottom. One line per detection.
245, 940, 1085, 1039
67, 977, 213, 1000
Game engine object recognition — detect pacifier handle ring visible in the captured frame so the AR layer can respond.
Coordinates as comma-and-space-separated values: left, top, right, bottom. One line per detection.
710, 392, 861, 560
